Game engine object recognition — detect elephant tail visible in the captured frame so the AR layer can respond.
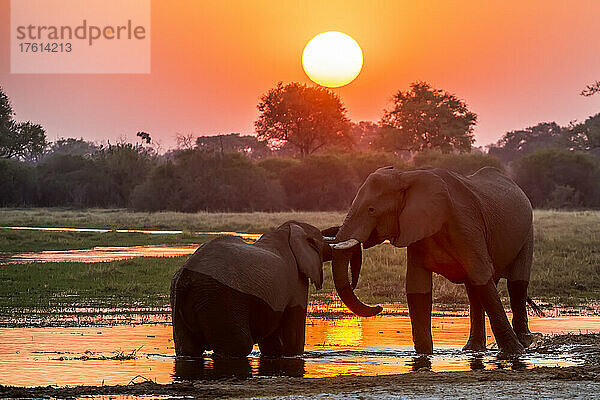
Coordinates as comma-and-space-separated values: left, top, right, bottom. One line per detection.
527, 296, 545, 317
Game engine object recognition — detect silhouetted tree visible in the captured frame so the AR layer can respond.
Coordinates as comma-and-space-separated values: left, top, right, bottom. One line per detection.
488, 122, 563, 163
137, 131, 152, 144
513, 148, 600, 208
196, 133, 270, 158
175, 132, 195, 150
0, 87, 47, 159
255, 82, 351, 157
581, 81, 600, 97
349, 121, 380, 151
561, 114, 600, 156
44, 138, 100, 159
379, 82, 477, 154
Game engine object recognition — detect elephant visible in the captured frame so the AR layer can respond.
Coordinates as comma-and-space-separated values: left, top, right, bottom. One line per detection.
330, 166, 537, 354
170, 221, 338, 358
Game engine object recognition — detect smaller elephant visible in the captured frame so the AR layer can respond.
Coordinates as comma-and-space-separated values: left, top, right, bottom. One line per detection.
170, 221, 336, 358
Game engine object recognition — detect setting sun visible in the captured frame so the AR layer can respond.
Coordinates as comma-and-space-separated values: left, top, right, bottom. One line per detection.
302, 31, 363, 88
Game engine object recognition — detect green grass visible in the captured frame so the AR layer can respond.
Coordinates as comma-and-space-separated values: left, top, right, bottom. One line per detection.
0, 208, 598, 320
0, 207, 345, 232
0, 257, 185, 315
529, 210, 600, 303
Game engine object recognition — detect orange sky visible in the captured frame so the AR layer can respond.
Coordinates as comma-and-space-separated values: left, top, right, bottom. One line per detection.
1, 0, 599, 148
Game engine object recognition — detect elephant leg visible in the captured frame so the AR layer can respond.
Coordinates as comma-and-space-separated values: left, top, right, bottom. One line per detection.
172, 307, 205, 357
281, 306, 307, 356
192, 275, 255, 358
171, 269, 205, 357
407, 292, 433, 354
463, 284, 486, 351
259, 306, 307, 357
406, 252, 433, 354
507, 228, 534, 348
508, 280, 532, 347
258, 327, 283, 358
470, 278, 524, 354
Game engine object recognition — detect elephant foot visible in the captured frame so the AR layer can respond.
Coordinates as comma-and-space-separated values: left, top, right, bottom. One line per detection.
496, 339, 525, 355
516, 332, 534, 348
463, 338, 487, 352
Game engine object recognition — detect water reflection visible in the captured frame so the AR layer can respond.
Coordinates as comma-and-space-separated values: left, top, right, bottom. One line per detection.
0, 227, 263, 264
1, 244, 199, 264
1, 313, 597, 387
173, 357, 305, 380
409, 355, 431, 371
469, 356, 486, 370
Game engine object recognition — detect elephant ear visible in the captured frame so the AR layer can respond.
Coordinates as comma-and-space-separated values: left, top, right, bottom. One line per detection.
395, 170, 451, 247
290, 223, 324, 290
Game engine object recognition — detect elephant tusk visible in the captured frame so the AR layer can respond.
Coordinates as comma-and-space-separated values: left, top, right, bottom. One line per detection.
323, 236, 336, 242
330, 239, 360, 250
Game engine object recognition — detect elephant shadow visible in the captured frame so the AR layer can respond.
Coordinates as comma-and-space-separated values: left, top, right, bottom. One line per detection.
173, 356, 305, 381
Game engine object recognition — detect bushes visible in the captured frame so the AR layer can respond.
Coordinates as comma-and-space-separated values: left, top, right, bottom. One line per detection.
513, 148, 600, 208
3, 146, 599, 211
279, 154, 358, 210
131, 151, 286, 212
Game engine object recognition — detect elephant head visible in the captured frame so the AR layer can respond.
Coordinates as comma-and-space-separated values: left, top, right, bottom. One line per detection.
284, 221, 335, 290
331, 167, 452, 317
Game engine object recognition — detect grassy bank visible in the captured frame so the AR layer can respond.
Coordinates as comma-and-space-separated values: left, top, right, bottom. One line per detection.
0, 208, 345, 233
0, 208, 598, 318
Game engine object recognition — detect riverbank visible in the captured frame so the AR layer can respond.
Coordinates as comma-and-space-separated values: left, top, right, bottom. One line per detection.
1, 208, 599, 315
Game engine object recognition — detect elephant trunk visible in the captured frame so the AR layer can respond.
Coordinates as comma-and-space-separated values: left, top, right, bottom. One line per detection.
331, 246, 382, 317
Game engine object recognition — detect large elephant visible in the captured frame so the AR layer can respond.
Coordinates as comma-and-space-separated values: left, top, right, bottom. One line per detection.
170, 221, 336, 358
330, 166, 535, 354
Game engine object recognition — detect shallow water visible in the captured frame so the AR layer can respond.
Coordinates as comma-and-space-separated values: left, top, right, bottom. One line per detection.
2, 309, 600, 387
1, 226, 262, 240
2, 244, 199, 264
0, 226, 262, 264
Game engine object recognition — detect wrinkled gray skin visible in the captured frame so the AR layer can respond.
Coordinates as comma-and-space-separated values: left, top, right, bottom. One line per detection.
332, 167, 534, 354
171, 221, 333, 358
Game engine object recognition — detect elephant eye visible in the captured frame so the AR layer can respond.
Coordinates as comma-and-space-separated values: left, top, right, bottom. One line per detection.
368, 206, 375, 214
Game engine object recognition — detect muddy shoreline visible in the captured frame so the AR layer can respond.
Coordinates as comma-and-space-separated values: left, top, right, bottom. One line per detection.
2, 365, 599, 399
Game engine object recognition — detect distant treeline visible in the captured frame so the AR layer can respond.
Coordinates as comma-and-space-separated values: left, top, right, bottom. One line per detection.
2, 81, 599, 211
2, 142, 599, 211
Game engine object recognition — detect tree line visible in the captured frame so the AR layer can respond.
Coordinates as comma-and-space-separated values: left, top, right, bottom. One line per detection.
1, 82, 599, 211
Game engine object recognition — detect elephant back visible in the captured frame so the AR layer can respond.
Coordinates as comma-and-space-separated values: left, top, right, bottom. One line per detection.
181, 236, 297, 312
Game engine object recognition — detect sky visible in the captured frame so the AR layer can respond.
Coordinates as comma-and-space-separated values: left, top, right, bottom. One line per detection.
1, 0, 599, 149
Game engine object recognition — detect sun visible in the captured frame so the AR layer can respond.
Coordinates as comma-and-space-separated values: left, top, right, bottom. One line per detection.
302, 31, 363, 88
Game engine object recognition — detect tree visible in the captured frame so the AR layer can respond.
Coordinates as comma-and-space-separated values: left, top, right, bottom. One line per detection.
0, 87, 47, 159
195, 133, 270, 158
379, 82, 477, 154
175, 132, 195, 150
254, 82, 352, 157
513, 148, 600, 208
349, 121, 380, 151
561, 114, 600, 155
137, 131, 152, 144
45, 138, 100, 159
581, 81, 600, 97
488, 122, 562, 163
